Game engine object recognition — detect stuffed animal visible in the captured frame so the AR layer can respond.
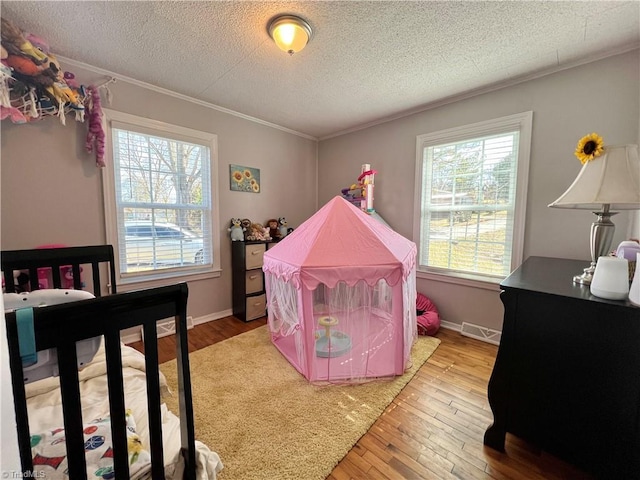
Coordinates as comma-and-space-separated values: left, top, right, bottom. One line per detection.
246, 223, 271, 241
42, 53, 85, 123
228, 218, 245, 241
0, 18, 48, 65
240, 218, 252, 241
26, 33, 49, 55
63, 71, 79, 89
245, 222, 258, 241
266, 218, 280, 239
0, 105, 26, 123
278, 217, 288, 238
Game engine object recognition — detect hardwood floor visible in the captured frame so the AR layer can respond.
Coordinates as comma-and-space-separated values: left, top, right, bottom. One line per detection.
130, 317, 592, 480
129, 316, 268, 364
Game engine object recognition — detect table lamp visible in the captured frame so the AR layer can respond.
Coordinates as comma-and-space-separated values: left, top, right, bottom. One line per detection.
548, 138, 640, 285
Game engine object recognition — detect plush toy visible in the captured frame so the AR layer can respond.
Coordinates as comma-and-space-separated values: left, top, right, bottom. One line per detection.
240, 218, 252, 241
85, 85, 105, 166
278, 217, 288, 238
0, 104, 26, 124
63, 71, 79, 89
1, 18, 48, 65
42, 53, 85, 123
245, 222, 258, 241
228, 218, 245, 241
26, 33, 49, 55
4, 54, 46, 76
8, 78, 38, 119
246, 223, 271, 241
266, 218, 280, 239
251, 223, 266, 241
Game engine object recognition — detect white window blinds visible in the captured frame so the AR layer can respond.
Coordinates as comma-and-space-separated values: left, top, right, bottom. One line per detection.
111, 124, 213, 276
414, 112, 532, 282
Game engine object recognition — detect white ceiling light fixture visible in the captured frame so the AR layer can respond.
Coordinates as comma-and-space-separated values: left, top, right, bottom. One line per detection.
268, 15, 312, 55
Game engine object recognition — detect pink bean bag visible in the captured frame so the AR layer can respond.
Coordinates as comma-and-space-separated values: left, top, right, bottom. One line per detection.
416, 292, 440, 336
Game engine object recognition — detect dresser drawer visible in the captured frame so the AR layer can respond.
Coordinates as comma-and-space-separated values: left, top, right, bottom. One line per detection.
246, 294, 266, 320
245, 243, 266, 269
245, 270, 263, 294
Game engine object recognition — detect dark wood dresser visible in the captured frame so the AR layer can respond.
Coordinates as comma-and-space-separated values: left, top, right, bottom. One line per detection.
484, 256, 640, 478
231, 240, 279, 321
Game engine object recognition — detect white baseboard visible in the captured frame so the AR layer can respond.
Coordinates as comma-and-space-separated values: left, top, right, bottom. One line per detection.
122, 309, 234, 344
121, 331, 142, 345
192, 309, 233, 325
439, 319, 462, 332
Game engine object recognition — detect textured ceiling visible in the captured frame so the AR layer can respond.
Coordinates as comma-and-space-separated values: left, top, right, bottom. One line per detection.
2, 1, 639, 139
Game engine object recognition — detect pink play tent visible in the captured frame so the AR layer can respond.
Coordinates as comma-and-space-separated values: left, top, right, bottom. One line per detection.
263, 196, 418, 383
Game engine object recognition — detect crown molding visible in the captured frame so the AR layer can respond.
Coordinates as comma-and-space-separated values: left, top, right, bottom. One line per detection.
319, 44, 640, 141
58, 56, 318, 142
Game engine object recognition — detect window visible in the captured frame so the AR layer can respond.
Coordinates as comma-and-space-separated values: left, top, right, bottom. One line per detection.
413, 112, 532, 284
103, 110, 220, 284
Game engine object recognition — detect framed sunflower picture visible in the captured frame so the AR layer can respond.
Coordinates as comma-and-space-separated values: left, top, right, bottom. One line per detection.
230, 164, 261, 193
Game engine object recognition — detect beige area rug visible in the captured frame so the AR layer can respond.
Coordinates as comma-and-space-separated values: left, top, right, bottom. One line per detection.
160, 325, 440, 480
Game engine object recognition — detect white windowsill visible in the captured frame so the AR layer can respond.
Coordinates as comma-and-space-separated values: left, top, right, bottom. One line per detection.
416, 269, 503, 292
115, 268, 222, 292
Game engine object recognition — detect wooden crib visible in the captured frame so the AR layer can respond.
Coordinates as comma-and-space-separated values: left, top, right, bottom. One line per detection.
2, 245, 197, 479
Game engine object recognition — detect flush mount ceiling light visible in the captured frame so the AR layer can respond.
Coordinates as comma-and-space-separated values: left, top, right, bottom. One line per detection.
268, 14, 312, 55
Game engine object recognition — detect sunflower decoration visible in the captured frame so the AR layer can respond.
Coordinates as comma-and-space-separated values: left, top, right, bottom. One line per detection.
574, 133, 604, 165
232, 170, 244, 184
230, 165, 260, 192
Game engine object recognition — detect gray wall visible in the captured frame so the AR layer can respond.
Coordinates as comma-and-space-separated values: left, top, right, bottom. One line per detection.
318, 50, 640, 331
1, 51, 638, 332
1, 65, 318, 320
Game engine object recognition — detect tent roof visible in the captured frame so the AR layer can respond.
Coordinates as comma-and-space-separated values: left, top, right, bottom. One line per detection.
263, 196, 416, 288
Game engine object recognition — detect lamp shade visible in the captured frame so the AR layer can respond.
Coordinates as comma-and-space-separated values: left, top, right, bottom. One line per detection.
268, 15, 312, 55
548, 144, 640, 210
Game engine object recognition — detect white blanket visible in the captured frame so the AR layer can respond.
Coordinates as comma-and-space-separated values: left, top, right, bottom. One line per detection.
26, 340, 223, 480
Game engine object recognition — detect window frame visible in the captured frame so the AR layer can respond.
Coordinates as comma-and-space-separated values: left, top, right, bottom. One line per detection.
102, 109, 221, 287
413, 111, 533, 287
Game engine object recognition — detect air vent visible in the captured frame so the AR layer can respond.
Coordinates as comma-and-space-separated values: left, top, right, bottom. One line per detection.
156, 316, 194, 339
460, 322, 501, 345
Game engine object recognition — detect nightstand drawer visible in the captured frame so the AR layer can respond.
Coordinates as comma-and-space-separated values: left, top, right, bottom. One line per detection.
245, 243, 266, 269
245, 270, 263, 294
246, 294, 266, 320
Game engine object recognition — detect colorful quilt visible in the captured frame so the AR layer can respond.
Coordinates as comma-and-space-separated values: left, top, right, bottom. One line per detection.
31, 410, 151, 480
25, 341, 223, 480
